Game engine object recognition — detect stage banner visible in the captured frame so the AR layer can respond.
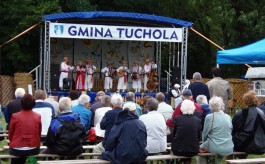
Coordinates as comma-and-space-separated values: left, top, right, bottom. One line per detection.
50, 23, 183, 42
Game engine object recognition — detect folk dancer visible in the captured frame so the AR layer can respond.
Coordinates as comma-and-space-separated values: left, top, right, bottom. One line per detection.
131, 61, 143, 93
116, 60, 130, 92
101, 62, 115, 92
75, 60, 86, 90
59, 57, 74, 90
85, 58, 96, 92
143, 58, 157, 92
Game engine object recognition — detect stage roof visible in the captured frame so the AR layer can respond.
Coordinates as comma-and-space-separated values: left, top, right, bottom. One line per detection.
43, 11, 193, 28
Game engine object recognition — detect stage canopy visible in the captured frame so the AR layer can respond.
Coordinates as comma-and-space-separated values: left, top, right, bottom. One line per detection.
43, 11, 193, 27
217, 38, 265, 64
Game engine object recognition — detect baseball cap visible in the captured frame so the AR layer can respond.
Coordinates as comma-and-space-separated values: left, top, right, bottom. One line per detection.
123, 102, 136, 111
182, 89, 192, 96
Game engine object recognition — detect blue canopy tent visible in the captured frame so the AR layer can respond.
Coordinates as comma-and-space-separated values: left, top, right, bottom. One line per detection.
217, 38, 265, 64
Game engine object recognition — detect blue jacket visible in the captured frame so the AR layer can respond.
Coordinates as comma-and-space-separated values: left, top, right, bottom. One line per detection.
45, 112, 86, 156
188, 82, 210, 101
72, 104, 92, 132
101, 110, 148, 164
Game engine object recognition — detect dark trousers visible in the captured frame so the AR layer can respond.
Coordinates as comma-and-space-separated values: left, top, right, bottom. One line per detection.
9, 147, 40, 164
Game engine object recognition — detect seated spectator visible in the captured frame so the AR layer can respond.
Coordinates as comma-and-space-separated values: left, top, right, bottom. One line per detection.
93, 93, 123, 155
45, 95, 60, 117
90, 91, 105, 126
139, 98, 167, 154
199, 96, 233, 163
100, 102, 148, 164
33, 90, 55, 141
4, 88, 25, 130
72, 94, 92, 132
94, 95, 112, 138
124, 92, 142, 116
142, 96, 152, 114
232, 90, 265, 155
69, 90, 79, 107
9, 94, 41, 164
169, 84, 181, 108
171, 100, 201, 164
156, 92, 174, 142
42, 97, 86, 156
196, 95, 211, 129
167, 89, 203, 127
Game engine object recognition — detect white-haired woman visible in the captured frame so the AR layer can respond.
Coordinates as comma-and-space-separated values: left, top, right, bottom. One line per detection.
171, 99, 201, 164
198, 96, 233, 164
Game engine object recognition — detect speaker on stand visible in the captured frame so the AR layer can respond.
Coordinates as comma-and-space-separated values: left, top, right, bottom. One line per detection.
170, 66, 181, 86
50, 64, 60, 91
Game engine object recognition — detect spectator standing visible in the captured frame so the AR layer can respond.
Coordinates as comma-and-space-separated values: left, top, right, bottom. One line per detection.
199, 96, 233, 163
168, 84, 181, 108
72, 94, 92, 132
100, 102, 148, 164
139, 98, 167, 154
42, 97, 86, 156
4, 88, 25, 130
207, 67, 232, 112
171, 100, 201, 164
9, 94, 41, 164
232, 90, 265, 155
124, 92, 142, 117
32, 90, 55, 141
188, 72, 210, 101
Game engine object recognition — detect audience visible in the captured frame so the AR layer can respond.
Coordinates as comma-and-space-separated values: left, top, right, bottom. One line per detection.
207, 67, 233, 112
93, 93, 123, 154
139, 98, 167, 155
9, 94, 41, 164
33, 90, 55, 141
171, 100, 201, 164
196, 95, 211, 129
4, 88, 25, 130
42, 97, 86, 156
199, 96, 233, 163
188, 72, 210, 101
72, 94, 92, 132
124, 92, 142, 116
232, 90, 265, 155
69, 90, 79, 107
100, 102, 148, 164
167, 89, 203, 127
45, 95, 60, 117
90, 91, 105, 126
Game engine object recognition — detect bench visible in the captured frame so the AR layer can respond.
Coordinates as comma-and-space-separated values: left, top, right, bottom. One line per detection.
226, 158, 265, 164
36, 154, 191, 164
198, 152, 247, 163
2, 145, 96, 151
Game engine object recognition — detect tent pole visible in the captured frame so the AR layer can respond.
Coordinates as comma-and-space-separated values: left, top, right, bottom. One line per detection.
190, 27, 251, 68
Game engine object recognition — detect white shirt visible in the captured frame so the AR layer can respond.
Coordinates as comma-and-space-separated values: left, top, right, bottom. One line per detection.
94, 107, 112, 137
139, 111, 167, 154
157, 102, 174, 120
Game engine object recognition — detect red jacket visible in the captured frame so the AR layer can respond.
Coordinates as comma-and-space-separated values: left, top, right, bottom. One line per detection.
166, 99, 203, 127
8, 110, 41, 148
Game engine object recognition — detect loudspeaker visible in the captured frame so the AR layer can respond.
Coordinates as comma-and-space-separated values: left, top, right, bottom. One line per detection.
50, 64, 60, 90
160, 78, 167, 92
63, 78, 72, 90
170, 66, 181, 85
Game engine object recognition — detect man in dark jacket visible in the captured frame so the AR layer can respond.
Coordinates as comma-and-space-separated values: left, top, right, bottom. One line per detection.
42, 97, 86, 156
188, 72, 210, 101
4, 88, 25, 130
100, 102, 148, 164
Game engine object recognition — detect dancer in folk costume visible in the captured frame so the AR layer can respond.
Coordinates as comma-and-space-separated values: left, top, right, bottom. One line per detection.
131, 61, 143, 93
85, 58, 96, 92
101, 62, 115, 92
75, 60, 86, 90
143, 58, 157, 92
116, 60, 130, 92
59, 57, 74, 90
